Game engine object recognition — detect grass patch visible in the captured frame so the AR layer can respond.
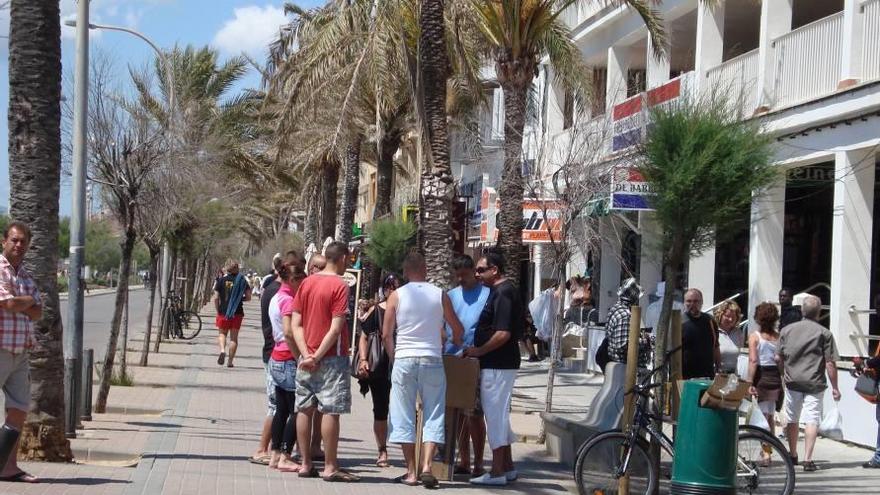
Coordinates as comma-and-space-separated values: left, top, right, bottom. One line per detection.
109, 368, 135, 387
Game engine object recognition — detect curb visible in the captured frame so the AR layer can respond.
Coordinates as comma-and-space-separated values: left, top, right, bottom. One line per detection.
60, 285, 146, 301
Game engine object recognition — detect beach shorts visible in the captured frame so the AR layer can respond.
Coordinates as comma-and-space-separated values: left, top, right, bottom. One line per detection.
215, 314, 244, 331
295, 355, 351, 414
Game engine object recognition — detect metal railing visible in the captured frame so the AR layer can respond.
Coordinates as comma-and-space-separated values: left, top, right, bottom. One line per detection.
706, 49, 760, 117
863, 0, 880, 82
772, 12, 844, 108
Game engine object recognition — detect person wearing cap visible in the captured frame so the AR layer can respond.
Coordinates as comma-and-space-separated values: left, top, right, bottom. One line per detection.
605, 278, 642, 364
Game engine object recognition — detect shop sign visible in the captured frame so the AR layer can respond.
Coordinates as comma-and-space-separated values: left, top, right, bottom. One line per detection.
611, 167, 655, 211
479, 188, 563, 243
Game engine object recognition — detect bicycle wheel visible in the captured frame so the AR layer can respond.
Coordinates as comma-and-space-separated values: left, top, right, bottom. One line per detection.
176, 311, 203, 340
575, 431, 657, 495
737, 425, 795, 495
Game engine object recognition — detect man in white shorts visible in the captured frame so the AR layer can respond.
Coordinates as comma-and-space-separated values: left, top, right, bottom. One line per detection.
383, 253, 463, 488
464, 250, 523, 486
777, 294, 840, 472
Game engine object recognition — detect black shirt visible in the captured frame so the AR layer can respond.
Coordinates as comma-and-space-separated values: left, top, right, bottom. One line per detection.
261, 274, 277, 290
682, 312, 716, 379
779, 305, 802, 329
260, 280, 281, 363
474, 280, 523, 370
214, 273, 246, 316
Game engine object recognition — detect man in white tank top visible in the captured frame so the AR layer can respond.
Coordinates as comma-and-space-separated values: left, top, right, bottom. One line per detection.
383, 253, 464, 488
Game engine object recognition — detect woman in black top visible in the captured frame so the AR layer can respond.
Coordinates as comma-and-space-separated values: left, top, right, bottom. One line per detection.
355, 274, 399, 468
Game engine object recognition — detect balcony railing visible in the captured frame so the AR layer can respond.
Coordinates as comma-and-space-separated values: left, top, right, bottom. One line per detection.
706, 49, 760, 117
863, 0, 880, 82
772, 12, 844, 108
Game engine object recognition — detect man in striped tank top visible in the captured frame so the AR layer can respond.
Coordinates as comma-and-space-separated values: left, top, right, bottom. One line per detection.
383, 253, 464, 488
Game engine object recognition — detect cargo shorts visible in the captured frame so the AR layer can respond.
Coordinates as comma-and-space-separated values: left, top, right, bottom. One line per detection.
294, 355, 351, 415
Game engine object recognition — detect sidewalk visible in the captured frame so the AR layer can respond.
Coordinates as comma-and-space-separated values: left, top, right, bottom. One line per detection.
14, 301, 574, 495
510, 361, 880, 494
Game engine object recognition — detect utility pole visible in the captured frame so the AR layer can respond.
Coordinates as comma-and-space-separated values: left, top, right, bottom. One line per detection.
65, 0, 90, 439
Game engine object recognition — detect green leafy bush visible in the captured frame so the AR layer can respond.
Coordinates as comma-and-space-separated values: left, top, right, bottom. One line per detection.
364, 219, 417, 275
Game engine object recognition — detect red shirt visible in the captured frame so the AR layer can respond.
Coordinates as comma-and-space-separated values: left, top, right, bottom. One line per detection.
291, 273, 350, 357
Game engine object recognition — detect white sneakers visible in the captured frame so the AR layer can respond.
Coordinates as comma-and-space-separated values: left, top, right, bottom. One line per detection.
469, 470, 518, 486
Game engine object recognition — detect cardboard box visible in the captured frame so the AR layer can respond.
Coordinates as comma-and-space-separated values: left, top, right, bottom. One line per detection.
699, 373, 752, 411
443, 355, 480, 410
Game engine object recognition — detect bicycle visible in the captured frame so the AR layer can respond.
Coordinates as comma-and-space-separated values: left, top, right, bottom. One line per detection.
574, 347, 795, 495
164, 289, 202, 340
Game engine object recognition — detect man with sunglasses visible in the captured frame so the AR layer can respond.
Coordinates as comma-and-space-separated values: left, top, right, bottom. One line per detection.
465, 251, 522, 486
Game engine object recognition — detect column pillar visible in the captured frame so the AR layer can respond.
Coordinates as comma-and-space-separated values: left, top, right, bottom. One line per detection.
838, 0, 865, 89
747, 178, 786, 329
688, 242, 716, 306
694, 0, 725, 92
606, 44, 630, 112
755, 0, 792, 112
598, 218, 622, 322
646, 28, 670, 89
830, 148, 876, 357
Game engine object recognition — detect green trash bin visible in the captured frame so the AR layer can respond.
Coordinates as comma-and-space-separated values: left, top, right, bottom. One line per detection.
670, 379, 738, 495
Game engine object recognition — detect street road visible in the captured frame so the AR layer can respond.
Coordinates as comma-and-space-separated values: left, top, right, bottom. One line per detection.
60, 288, 157, 363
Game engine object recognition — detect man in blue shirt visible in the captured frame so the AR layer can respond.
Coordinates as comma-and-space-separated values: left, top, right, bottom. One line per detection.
445, 254, 490, 477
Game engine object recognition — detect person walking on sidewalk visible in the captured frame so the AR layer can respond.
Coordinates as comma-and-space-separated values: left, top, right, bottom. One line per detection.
747, 302, 783, 440
465, 251, 523, 486
778, 294, 840, 472
213, 259, 251, 368
355, 274, 400, 469
250, 254, 285, 465
268, 254, 307, 472
444, 254, 490, 477
289, 241, 358, 482
0, 222, 41, 484
383, 253, 464, 488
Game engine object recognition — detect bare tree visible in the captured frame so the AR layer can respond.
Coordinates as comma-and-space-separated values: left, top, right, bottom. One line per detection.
86, 63, 166, 413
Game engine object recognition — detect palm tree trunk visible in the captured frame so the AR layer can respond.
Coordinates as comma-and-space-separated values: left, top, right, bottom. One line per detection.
496, 80, 529, 288
139, 246, 160, 366
337, 139, 362, 244
417, 0, 453, 288
373, 131, 402, 219
7, 0, 72, 462
320, 158, 340, 242
304, 176, 320, 247
94, 218, 137, 413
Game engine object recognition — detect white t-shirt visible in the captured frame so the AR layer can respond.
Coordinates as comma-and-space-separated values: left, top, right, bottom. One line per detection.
395, 281, 444, 359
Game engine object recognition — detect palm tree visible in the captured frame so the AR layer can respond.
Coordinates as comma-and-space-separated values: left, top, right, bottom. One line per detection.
470, 0, 664, 286
7, 0, 72, 461
336, 138, 363, 243
416, 0, 456, 286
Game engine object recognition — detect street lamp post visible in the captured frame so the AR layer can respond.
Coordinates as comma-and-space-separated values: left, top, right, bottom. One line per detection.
64, 16, 176, 437
64, 0, 91, 439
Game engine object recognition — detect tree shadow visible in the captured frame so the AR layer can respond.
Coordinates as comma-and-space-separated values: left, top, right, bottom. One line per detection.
34, 477, 131, 486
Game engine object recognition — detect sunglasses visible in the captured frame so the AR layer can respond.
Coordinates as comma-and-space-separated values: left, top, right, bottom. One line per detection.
475, 266, 492, 274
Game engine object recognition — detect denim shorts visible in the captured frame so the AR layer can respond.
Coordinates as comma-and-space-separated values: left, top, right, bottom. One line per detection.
295, 355, 351, 415
389, 356, 446, 444
269, 358, 297, 392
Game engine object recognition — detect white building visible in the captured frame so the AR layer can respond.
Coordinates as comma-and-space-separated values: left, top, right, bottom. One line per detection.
526, 0, 880, 447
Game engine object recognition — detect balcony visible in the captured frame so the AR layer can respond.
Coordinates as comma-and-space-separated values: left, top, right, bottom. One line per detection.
772, 11, 844, 108
706, 49, 759, 117
705, 2, 880, 113
864, 0, 880, 82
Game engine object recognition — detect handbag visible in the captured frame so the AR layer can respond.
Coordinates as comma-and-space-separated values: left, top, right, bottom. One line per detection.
855, 370, 879, 404
855, 346, 880, 404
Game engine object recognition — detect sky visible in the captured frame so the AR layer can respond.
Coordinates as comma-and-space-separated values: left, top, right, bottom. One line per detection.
0, 0, 323, 216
